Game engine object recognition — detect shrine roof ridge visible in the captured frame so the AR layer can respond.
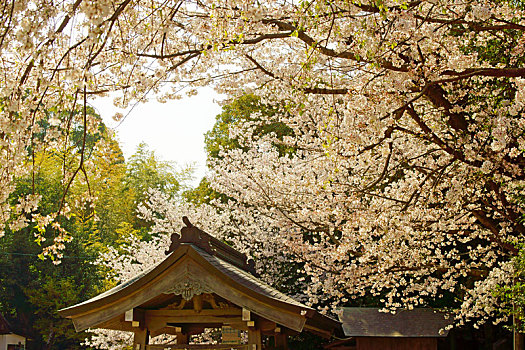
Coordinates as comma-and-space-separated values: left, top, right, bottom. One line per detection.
165, 216, 257, 275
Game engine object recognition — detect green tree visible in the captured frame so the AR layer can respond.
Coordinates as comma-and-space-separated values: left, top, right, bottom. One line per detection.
184, 94, 292, 206
123, 142, 192, 231
204, 94, 293, 162
497, 241, 525, 332
0, 168, 104, 350
88, 136, 135, 246
124, 143, 181, 200
0, 112, 128, 349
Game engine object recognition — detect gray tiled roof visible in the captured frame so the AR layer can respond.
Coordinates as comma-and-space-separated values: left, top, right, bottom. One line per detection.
63, 244, 310, 312
63, 261, 160, 309
59, 240, 340, 334
193, 245, 309, 309
339, 308, 451, 337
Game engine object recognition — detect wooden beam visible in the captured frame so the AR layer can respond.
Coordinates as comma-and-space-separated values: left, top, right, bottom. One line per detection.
146, 314, 243, 324
258, 319, 276, 332
131, 309, 145, 329
166, 299, 187, 310
303, 323, 332, 339
145, 308, 243, 331
180, 325, 206, 335
184, 261, 307, 332
146, 308, 241, 317
69, 260, 192, 332
202, 293, 225, 309
150, 326, 181, 338
96, 314, 136, 332
226, 321, 249, 331
146, 317, 166, 333
147, 345, 250, 349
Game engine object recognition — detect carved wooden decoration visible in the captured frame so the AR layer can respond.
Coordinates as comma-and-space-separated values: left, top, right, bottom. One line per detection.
202, 293, 230, 309
165, 299, 186, 310
163, 276, 212, 301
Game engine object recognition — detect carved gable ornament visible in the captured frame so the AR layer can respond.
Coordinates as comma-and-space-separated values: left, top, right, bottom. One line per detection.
163, 275, 212, 300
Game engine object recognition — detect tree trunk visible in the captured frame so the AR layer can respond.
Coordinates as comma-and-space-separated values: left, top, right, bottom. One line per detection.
515, 315, 524, 350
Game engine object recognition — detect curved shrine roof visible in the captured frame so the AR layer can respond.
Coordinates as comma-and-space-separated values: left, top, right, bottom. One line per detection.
59, 217, 340, 337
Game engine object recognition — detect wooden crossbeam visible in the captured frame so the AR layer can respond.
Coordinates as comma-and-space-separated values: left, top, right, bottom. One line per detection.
148, 315, 243, 324
146, 308, 241, 317
145, 309, 243, 332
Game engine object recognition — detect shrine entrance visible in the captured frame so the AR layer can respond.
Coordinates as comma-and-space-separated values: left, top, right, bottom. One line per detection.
59, 217, 340, 350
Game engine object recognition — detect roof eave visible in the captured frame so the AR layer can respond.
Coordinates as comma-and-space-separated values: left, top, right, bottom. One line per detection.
58, 245, 190, 318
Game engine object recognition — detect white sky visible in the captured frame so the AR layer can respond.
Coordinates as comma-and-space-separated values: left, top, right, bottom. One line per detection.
91, 88, 223, 186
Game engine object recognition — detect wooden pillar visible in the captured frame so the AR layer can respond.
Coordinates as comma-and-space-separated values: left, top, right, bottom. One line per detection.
275, 333, 288, 350
248, 328, 262, 350
133, 328, 149, 350
448, 328, 456, 350
177, 332, 188, 344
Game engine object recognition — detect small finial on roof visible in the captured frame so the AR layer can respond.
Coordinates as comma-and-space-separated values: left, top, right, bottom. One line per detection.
182, 216, 193, 228
165, 216, 256, 275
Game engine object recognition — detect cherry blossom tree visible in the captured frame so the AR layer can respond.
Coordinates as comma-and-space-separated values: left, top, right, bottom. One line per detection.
2, 0, 525, 331
88, 189, 309, 349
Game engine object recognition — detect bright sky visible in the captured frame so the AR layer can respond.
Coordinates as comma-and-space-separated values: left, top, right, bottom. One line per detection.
91, 88, 223, 186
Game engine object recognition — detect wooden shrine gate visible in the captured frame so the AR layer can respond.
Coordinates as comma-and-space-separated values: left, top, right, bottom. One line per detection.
60, 217, 340, 349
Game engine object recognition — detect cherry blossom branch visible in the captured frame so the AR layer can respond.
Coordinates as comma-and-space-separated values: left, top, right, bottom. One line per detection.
485, 180, 525, 236
471, 210, 518, 254
441, 68, 525, 78
245, 53, 351, 95
0, 0, 15, 52
405, 104, 478, 167
57, 84, 90, 217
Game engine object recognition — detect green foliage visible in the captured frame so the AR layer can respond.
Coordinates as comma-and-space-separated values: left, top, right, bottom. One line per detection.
185, 94, 294, 206
90, 138, 136, 245
123, 142, 191, 233
0, 132, 107, 349
25, 278, 94, 349
0, 112, 191, 348
0, 213, 102, 350
124, 143, 181, 203
183, 177, 227, 206
204, 94, 294, 162
496, 242, 525, 332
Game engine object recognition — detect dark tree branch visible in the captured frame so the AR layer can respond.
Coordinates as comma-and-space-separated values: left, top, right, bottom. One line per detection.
442, 68, 525, 78
406, 105, 479, 167
245, 53, 350, 94
472, 209, 518, 254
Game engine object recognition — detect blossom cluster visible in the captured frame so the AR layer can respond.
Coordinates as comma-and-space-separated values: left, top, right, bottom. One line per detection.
1, 0, 524, 339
